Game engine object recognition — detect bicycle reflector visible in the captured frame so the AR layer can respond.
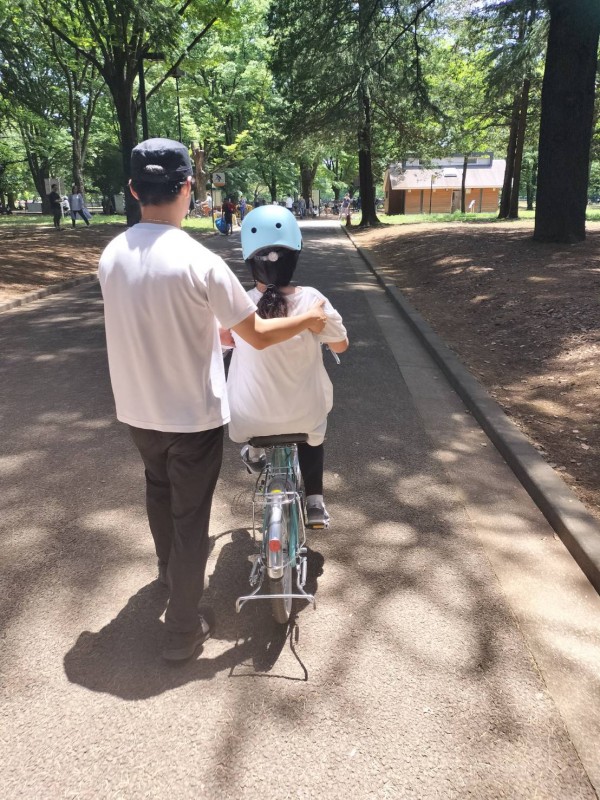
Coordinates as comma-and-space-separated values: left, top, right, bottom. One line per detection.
269, 539, 281, 552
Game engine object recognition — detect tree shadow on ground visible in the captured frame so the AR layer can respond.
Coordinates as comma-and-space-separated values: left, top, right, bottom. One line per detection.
63, 528, 324, 699
353, 223, 600, 518
3, 225, 598, 795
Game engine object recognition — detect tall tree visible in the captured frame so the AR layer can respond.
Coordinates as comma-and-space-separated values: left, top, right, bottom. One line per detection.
534, 0, 600, 242
0, 7, 103, 195
269, 0, 436, 227
38, 0, 232, 223
477, 0, 546, 219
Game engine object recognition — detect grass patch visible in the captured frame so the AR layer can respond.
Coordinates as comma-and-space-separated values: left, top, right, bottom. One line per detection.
380, 210, 535, 225
182, 216, 217, 232
0, 213, 126, 227
379, 207, 600, 226
0, 213, 216, 232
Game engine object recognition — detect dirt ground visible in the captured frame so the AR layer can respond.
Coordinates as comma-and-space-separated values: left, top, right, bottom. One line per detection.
0, 222, 217, 302
354, 220, 600, 521
2, 218, 599, 521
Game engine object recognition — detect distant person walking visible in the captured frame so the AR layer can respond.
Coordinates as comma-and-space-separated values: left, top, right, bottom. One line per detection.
221, 197, 234, 235
239, 196, 247, 221
285, 195, 294, 213
341, 193, 352, 225
48, 184, 62, 230
68, 185, 91, 228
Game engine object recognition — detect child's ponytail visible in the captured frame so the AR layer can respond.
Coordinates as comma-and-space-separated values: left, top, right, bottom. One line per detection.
256, 284, 288, 319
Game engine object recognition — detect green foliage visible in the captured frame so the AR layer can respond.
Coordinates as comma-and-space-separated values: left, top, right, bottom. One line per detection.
0, 126, 30, 197
86, 142, 124, 198
588, 161, 600, 201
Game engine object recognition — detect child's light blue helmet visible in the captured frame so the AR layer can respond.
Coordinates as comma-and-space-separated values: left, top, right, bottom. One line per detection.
241, 205, 302, 260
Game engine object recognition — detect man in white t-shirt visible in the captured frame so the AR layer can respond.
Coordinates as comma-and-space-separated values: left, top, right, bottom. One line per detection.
98, 138, 327, 661
285, 195, 294, 212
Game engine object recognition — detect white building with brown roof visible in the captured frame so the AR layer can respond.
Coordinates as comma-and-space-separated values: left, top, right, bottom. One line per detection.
383, 153, 506, 215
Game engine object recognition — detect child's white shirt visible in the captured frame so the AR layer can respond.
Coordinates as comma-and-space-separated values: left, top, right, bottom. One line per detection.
227, 286, 346, 446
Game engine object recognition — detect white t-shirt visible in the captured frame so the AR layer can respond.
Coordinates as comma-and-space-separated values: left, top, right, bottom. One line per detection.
98, 224, 256, 432
285, 197, 294, 209
227, 286, 347, 445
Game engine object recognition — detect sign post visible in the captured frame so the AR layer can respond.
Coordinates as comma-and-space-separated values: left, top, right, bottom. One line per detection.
211, 173, 225, 229
206, 182, 215, 228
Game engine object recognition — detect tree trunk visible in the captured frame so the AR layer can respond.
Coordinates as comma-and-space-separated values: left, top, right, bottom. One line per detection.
193, 147, 206, 201
357, 84, 379, 227
112, 81, 140, 226
499, 94, 520, 219
72, 139, 84, 192
534, 0, 600, 243
509, 78, 531, 218
461, 154, 468, 213
300, 158, 318, 204
35, 161, 51, 214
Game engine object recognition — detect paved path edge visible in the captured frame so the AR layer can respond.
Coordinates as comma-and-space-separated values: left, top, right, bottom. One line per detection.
0, 273, 98, 314
343, 225, 600, 595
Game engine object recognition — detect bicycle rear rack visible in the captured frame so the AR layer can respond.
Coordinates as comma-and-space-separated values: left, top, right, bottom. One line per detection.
235, 553, 316, 614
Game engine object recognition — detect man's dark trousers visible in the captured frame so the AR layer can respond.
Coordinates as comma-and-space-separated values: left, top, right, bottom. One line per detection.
128, 425, 224, 633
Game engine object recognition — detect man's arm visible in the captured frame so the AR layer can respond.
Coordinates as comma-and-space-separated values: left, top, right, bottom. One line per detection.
231, 300, 327, 350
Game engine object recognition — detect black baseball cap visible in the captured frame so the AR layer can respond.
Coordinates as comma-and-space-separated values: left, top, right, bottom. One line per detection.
130, 138, 192, 183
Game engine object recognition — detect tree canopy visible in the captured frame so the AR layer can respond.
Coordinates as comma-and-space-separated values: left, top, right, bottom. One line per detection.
0, 0, 597, 240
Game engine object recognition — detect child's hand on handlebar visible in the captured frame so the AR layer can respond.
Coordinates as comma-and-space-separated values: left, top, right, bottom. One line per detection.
306, 299, 328, 333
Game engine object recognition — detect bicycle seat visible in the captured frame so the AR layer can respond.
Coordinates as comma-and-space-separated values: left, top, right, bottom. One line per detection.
248, 433, 308, 447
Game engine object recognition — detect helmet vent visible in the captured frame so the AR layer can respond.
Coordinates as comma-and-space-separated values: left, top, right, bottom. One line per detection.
251, 227, 257, 233
275, 222, 282, 229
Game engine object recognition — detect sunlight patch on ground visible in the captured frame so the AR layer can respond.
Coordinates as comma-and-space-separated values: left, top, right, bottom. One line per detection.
0, 451, 43, 476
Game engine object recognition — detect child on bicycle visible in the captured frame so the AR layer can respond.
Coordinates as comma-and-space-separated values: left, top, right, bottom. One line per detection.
225, 205, 348, 528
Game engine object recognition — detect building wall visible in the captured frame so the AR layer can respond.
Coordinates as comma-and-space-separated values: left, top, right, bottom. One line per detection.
480, 188, 499, 212
385, 187, 404, 214
404, 191, 423, 214
388, 186, 500, 214
428, 190, 453, 213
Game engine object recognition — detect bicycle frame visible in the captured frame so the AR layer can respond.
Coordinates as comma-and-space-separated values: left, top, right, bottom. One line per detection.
235, 442, 316, 614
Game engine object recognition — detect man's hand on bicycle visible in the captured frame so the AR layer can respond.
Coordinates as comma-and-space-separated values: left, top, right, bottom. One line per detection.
306, 299, 328, 334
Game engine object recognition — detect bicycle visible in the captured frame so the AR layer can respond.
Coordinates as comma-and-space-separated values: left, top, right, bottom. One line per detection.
235, 433, 316, 624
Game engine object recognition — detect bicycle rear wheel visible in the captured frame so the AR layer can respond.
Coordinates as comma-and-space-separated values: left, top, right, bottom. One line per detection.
266, 501, 294, 624
269, 572, 293, 624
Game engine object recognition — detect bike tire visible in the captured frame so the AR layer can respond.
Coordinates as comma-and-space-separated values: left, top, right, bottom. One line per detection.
269, 570, 293, 625
267, 500, 293, 625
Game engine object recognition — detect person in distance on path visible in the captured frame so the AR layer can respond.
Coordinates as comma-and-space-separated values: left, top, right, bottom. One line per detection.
98, 138, 327, 661
48, 184, 62, 230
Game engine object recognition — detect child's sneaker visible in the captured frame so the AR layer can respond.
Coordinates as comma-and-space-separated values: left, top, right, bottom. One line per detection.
305, 495, 330, 529
241, 444, 267, 474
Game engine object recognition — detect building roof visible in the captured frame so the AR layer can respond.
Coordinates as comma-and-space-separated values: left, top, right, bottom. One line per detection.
386, 159, 506, 191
